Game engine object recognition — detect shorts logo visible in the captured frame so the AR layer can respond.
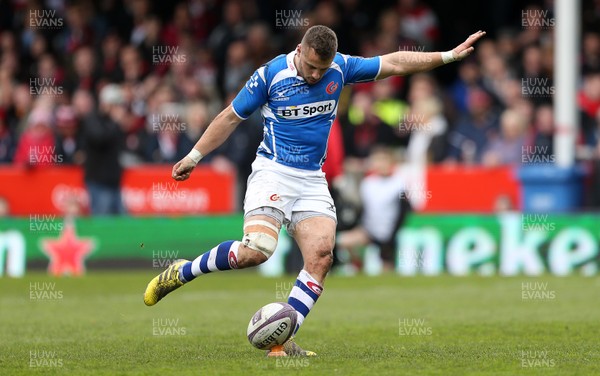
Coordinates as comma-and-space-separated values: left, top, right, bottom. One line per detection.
326, 81, 338, 95
228, 250, 238, 269
269, 194, 280, 201
307, 281, 323, 296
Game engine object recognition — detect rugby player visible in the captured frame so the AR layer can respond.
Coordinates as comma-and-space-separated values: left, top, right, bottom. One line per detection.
144, 25, 485, 356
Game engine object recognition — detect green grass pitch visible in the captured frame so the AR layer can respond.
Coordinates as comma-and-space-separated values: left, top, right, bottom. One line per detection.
1, 272, 599, 375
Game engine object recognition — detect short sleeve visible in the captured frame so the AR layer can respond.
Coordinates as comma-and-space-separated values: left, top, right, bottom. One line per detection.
231, 66, 268, 120
343, 55, 382, 84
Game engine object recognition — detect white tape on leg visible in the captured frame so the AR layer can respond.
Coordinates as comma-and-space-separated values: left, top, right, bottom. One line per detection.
242, 232, 278, 258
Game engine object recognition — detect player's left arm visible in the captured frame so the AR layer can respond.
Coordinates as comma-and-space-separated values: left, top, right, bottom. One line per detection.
377, 30, 486, 79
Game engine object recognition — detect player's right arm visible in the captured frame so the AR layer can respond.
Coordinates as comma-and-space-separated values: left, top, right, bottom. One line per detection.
172, 66, 269, 181
172, 105, 242, 181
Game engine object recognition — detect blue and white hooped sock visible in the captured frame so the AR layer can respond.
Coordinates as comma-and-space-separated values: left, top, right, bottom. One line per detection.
287, 269, 323, 335
179, 240, 240, 282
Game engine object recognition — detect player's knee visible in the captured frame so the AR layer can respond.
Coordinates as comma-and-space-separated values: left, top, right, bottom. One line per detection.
237, 243, 269, 267
316, 248, 334, 271
238, 231, 278, 267
306, 239, 334, 274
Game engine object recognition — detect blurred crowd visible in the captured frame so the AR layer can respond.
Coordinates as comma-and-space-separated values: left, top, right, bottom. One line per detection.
1, 0, 600, 211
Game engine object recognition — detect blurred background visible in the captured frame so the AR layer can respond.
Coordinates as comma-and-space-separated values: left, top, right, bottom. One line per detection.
0, 0, 598, 278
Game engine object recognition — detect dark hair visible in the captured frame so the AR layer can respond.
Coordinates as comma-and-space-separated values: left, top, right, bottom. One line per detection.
301, 25, 338, 61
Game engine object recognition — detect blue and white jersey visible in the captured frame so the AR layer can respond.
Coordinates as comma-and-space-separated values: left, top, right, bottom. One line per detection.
232, 51, 381, 171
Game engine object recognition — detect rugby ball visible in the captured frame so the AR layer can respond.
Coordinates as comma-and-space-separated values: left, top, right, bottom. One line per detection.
247, 302, 297, 350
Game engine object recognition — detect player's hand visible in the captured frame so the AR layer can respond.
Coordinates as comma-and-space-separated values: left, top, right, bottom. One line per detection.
452, 30, 486, 61
172, 157, 196, 181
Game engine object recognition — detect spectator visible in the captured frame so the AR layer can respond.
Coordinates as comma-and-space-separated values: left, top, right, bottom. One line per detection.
99, 32, 123, 84
118, 45, 147, 84
22, 32, 50, 79
483, 109, 528, 166
192, 46, 219, 101
587, 127, 600, 208
208, 0, 249, 97
81, 84, 127, 215
146, 102, 184, 163
177, 101, 209, 161
119, 83, 148, 166
5, 84, 33, 133
449, 60, 482, 114
337, 146, 411, 272
161, 3, 193, 47
246, 22, 275, 69
55, 3, 95, 54
127, 0, 152, 46
134, 15, 164, 75
405, 96, 447, 164
13, 107, 56, 167
481, 54, 512, 104
520, 45, 552, 106
447, 88, 499, 164
54, 105, 83, 164
396, 0, 439, 49
65, 46, 99, 94
582, 32, 600, 73
528, 104, 554, 159
517, 4, 551, 49
345, 91, 401, 158
72, 89, 96, 118
579, 70, 600, 121
0, 114, 15, 163
496, 29, 519, 68
223, 40, 252, 95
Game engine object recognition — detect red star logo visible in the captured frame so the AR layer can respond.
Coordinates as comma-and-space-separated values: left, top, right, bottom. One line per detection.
41, 222, 95, 276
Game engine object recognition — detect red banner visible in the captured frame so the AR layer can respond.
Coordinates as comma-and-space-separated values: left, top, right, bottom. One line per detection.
0, 165, 235, 215
422, 165, 521, 213
0, 164, 520, 215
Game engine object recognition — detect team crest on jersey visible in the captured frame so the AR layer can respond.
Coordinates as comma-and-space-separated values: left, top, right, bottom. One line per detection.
326, 81, 338, 95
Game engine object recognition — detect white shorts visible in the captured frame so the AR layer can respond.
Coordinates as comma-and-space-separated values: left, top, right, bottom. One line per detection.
244, 156, 337, 233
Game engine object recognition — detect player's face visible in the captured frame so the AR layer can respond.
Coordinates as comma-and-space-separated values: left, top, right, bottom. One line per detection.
297, 44, 332, 85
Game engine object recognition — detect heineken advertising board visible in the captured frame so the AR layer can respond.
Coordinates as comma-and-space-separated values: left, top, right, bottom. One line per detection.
0, 214, 598, 277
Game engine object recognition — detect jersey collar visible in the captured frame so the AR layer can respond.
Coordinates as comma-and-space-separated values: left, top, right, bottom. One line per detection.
287, 50, 305, 82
